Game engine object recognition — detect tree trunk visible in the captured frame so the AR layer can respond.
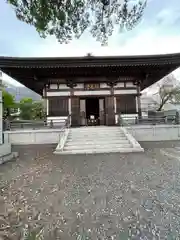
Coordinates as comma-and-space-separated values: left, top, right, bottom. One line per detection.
157, 103, 164, 111
6, 108, 10, 119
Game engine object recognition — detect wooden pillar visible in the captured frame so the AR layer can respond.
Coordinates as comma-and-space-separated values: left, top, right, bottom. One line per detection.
105, 96, 115, 125
71, 97, 80, 126
106, 80, 117, 126
99, 98, 105, 125
66, 80, 79, 127
44, 84, 49, 118
136, 81, 142, 118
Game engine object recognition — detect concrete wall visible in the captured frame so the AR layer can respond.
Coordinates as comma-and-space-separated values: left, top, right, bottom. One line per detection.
47, 116, 67, 126
0, 143, 11, 157
127, 125, 180, 141
5, 125, 180, 145
4, 129, 65, 145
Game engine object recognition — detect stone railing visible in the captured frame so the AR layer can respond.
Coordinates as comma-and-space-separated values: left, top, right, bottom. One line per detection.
4, 115, 71, 145
116, 111, 180, 126
56, 114, 71, 151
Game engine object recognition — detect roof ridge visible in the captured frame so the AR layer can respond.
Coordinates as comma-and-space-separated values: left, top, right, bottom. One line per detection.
0, 52, 180, 61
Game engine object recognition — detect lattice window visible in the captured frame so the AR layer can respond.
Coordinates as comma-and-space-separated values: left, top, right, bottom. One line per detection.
116, 95, 136, 114
48, 97, 68, 116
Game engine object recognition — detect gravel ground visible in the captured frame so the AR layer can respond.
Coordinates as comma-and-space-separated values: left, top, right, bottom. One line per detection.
0, 142, 180, 239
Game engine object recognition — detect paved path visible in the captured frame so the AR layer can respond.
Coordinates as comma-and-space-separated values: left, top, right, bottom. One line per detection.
0, 142, 180, 239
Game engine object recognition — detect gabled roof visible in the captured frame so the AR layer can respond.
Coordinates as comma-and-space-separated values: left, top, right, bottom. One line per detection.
0, 53, 180, 95
0, 53, 180, 68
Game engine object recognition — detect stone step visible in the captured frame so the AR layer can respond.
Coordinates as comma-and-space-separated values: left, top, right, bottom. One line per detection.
68, 132, 125, 136
71, 127, 121, 131
69, 131, 124, 136
54, 127, 144, 155
67, 136, 127, 142
70, 130, 124, 134
70, 131, 124, 135
55, 147, 144, 155
66, 139, 130, 146
68, 135, 127, 139
71, 131, 124, 135
69, 131, 124, 134
0, 152, 18, 165
64, 143, 132, 151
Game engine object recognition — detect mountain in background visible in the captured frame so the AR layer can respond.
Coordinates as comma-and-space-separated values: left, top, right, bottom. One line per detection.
4, 84, 41, 102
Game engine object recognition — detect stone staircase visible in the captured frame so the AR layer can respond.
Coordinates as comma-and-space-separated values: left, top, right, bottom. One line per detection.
54, 126, 144, 155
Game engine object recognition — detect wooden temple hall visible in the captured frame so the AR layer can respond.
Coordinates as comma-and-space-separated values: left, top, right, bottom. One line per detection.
1, 53, 180, 126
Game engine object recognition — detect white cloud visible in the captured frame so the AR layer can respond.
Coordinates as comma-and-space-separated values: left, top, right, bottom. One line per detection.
5, 27, 180, 87
3, 6, 180, 87
156, 8, 180, 26
27, 24, 180, 57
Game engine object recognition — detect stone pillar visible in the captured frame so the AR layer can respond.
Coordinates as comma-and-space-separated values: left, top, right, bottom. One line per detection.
0, 77, 3, 144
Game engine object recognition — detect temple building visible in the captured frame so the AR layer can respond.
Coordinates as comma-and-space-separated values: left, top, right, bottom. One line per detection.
0, 53, 180, 126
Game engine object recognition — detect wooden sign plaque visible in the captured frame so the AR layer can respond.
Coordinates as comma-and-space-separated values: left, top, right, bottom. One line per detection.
84, 83, 100, 90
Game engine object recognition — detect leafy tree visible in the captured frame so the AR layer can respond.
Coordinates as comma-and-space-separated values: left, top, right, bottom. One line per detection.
19, 98, 45, 120
32, 101, 46, 120
19, 97, 34, 120
155, 76, 180, 111
2, 90, 16, 118
7, 0, 146, 45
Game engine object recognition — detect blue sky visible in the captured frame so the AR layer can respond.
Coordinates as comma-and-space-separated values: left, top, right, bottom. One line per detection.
0, 0, 180, 86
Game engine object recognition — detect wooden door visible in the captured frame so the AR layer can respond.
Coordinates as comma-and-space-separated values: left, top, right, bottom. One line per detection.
71, 97, 80, 126
105, 96, 115, 125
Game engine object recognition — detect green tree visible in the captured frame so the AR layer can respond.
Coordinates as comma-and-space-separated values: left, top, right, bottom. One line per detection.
7, 0, 146, 45
157, 86, 180, 111
2, 90, 16, 118
156, 76, 180, 111
32, 101, 45, 120
19, 97, 34, 120
19, 98, 45, 120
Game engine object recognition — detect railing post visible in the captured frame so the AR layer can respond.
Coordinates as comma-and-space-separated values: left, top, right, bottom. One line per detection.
50, 119, 53, 128
175, 111, 180, 125
117, 114, 120, 125
67, 115, 70, 128
44, 120, 47, 126
118, 113, 123, 126
135, 117, 138, 124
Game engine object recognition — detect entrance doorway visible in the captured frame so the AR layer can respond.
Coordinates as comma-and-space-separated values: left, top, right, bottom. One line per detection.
86, 97, 100, 125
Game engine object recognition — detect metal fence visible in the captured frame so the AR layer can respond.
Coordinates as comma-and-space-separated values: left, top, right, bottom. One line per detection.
3, 119, 66, 130
117, 113, 180, 126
